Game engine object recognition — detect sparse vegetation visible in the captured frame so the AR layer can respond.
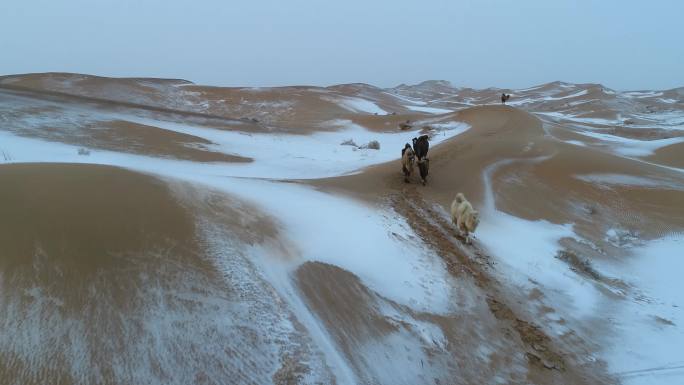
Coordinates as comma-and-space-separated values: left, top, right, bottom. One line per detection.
399, 120, 412, 130
361, 140, 380, 150
340, 139, 380, 150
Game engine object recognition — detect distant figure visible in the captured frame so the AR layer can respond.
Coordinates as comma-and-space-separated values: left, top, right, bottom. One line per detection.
501, 93, 511, 104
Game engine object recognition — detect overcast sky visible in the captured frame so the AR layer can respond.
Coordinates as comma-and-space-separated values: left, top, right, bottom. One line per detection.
1, 0, 681, 90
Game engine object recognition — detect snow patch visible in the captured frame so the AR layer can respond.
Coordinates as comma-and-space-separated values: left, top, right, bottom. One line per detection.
53, 114, 470, 180
624, 91, 664, 99
324, 96, 387, 114
564, 140, 586, 147
575, 173, 684, 191
604, 228, 643, 248
537, 111, 623, 126
599, 235, 684, 385
219, 179, 457, 315
383, 92, 427, 106
578, 131, 684, 157
477, 160, 600, 319
543, 89, 589, 101
404, 105, 453, 114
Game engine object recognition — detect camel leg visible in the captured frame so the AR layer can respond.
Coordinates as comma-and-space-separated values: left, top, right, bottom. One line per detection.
456, 216, 463, 237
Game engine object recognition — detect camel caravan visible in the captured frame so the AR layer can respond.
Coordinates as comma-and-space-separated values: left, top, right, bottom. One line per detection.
401, 135, 430, 185
399, 134, 480, 244
396, 91, 522, 242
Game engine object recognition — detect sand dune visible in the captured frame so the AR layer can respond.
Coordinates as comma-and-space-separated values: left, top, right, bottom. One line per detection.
1, 73, 683, 385
0, 163, 339, 384
314, 105, 546, 207
645, 141, 684, 168
91, 120, 251, 162
0, 163, 197, 278
318, 103, 684, 256
312, 103, 684, 384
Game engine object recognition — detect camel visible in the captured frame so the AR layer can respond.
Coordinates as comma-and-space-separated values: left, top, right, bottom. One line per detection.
401, 144, 415, 183
412, 135, 429, 160
450, 193, 480, 244
417, 158, 429, 186
411, 135, 430, 185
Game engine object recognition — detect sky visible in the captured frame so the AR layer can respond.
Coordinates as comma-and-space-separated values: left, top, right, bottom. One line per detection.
1, 0, 682, 90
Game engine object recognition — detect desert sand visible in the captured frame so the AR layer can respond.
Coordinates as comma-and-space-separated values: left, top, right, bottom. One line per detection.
0, 73, 682, 384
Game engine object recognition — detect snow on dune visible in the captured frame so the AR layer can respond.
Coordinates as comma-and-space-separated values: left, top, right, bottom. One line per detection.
624, 91, 664, 99
114, 116, 469, 179
514, 84, 546, 93
508, 91, 590, 106
543, 89, 589, 101
659, 98, 680, 104
1, 108, 468, 180
536, 111, 624, 126
383, 91, 428, 106
0, 123, 470, 182
631, 111, 684, 131
0, 82, 473, 175
565, 140, 587, 147
404, 105, 453, 114
504, 98, 538, 106
5, 83, 683, 383
475, 158, 684, 384
220, 179, 456, 314
0, 120, 465, 315
0, 122, 465, 384
539, 109, 684, 132
246, 252, 358, 384
477, 212, 596, 315
196, 172, 463, 384
578, 130, 684, 157
477, 159, 600, 320
0, 87, 468, 178
596, 235, 684, 385
323, 96, 387, 114
0, 105, 470, 311
575, 173, 684, 190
